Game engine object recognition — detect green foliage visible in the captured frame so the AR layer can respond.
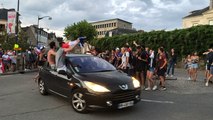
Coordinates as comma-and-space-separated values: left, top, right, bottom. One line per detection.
64, 20, 97, 42
0, 30, 30, 51
90, 25, 213, 58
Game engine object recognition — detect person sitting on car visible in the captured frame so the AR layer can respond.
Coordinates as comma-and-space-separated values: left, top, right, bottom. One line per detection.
56, 39, 80, 75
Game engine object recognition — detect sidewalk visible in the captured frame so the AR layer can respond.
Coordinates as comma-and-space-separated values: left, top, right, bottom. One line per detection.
164, 68, 213, 95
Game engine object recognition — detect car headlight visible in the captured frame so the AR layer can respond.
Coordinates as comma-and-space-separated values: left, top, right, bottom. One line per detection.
84, 81, 110, 93
132, 77, 140, 88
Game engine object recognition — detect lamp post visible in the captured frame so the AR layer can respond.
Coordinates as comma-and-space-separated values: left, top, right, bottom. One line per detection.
36, 16, 52, 46
15, 0, 19, 43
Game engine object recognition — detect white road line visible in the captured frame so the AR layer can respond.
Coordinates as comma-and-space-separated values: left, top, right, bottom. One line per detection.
141, 99, 174, 104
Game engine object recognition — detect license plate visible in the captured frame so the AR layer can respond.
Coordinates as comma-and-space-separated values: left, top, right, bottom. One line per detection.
118, 101, 134, 109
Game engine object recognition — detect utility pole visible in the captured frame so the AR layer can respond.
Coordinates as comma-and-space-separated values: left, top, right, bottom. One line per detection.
15, 0, 19, 43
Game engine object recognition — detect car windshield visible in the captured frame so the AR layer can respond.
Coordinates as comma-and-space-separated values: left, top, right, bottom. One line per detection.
68, 56, 116, 73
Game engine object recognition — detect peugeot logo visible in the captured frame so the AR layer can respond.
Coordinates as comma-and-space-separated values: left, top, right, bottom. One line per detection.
119, 84, 128, 90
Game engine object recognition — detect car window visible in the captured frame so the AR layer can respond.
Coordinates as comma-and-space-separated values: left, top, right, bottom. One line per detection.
68, 56, 116, 73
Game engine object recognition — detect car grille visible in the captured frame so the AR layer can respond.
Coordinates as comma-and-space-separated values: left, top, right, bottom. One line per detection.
111, 90, 138, 101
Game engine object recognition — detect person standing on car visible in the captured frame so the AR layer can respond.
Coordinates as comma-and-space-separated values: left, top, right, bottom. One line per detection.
47, 41, 57, 70
56, 39, 80, 74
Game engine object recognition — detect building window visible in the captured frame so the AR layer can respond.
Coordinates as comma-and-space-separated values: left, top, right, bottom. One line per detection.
109, 23, 111, 27
209, 20, 213, 25
114, 23, 116, 27
106, 24, 109, 28
193, 23, 199, 26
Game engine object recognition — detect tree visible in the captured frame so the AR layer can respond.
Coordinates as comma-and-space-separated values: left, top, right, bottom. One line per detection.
0, 30, 30, 51
64, 20, 97, 42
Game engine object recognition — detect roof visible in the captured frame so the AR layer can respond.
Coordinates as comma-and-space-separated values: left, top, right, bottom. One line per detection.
106, 27, 137, 36
0, 8, 16, 20
91, 18, 132, 24
183, 7, 209, 19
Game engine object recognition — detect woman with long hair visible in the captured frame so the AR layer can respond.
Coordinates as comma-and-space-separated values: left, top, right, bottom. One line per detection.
185, 54, 192, 80
191, 52, 199, 81
145, 49, 157, 91
156, 47, 167, 91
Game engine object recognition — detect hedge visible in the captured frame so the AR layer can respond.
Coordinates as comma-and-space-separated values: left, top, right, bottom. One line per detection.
90, 25, 213, 58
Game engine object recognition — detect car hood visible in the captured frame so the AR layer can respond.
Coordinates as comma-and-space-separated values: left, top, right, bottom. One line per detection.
75, 70, 135, 91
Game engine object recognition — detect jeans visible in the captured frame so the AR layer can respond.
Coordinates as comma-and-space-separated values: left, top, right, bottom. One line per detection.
167, 62, 175, 75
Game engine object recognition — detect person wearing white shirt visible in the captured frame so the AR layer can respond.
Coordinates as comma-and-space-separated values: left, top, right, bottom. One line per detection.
118, 47, 130, 74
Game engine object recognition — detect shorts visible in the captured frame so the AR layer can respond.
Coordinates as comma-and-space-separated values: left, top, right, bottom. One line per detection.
191, 63, 198, 69
148, 67, 155, 73
206, 64, 211, 71
210, 66, 213, 75
38, 61, 44, 66
157, 68, 166, 77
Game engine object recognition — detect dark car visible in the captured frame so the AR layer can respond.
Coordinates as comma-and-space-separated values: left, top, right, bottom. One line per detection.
38, 54, 141, 113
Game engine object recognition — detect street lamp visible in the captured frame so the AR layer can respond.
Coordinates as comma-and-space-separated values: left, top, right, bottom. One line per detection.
36, 16, 52, 46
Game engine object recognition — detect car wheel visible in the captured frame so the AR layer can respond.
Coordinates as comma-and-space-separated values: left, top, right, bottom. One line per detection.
39, 79, 48, 95
71, 90, 88, 113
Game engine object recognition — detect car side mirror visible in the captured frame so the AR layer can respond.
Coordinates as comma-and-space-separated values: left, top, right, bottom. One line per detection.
67, 69, 74, 79
67, 73, 73, 79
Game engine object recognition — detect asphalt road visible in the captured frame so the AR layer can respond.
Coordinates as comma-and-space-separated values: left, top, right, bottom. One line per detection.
0, 72, 213, 120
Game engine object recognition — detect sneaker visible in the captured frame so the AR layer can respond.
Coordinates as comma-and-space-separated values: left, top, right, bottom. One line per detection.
152, 85, 158, 91
187, 77, 191, 80
166, 74, 169, 77
160, 87, 167, 91
145, 87, 151, 91
170, 75, 174, 77
205, 82, 209, 87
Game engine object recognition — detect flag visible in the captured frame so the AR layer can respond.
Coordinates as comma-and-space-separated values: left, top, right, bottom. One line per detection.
7, 11, 16, 34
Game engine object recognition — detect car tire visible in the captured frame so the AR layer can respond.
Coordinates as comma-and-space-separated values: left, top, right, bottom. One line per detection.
71, 90, 88, 113
38, 79, 48, 95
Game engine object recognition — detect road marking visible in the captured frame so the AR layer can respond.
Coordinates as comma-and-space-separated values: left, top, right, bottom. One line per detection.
141, 99, 174, 104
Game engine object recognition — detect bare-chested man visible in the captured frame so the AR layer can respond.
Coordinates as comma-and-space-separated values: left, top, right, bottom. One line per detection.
48, 41, 56, 69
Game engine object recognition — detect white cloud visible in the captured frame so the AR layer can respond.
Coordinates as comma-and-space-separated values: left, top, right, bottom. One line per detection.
0, 0, 210, 37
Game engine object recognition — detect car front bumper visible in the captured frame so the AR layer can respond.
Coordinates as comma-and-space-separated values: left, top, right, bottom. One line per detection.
85, 88, 141, 109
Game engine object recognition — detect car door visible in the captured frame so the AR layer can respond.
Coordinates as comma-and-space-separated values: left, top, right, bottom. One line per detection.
40, 65, 56, 91
53, 73, 72, 98
52, 60, 74, 98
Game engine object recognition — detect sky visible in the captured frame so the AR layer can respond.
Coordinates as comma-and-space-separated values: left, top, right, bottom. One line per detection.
1, 0, 210, 37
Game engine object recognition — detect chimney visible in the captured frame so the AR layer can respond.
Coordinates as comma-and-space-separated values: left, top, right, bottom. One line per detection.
210, 0, 213, 9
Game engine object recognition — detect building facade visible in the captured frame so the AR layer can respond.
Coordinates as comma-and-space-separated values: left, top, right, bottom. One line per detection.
91, 18, 134, 38
22, 25, 48, 47
0, 8, 17, 35
183, 0, 213, 28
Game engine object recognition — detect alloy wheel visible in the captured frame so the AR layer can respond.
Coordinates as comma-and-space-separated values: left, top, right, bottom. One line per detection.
39, 79, 47, 95
72, 92, 86, 112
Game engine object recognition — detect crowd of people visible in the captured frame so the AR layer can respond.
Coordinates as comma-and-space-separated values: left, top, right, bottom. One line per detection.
91, 43, 175, 91
0, 46, 44, 74
1, 40, 213, 89
86, 42, 213, 89
0, 49, 17, 73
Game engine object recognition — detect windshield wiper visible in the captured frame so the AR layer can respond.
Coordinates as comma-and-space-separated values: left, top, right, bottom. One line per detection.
97, 70, 115, 72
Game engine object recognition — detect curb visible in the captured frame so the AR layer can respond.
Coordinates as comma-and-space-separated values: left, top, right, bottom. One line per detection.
0, 69, 38, 76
